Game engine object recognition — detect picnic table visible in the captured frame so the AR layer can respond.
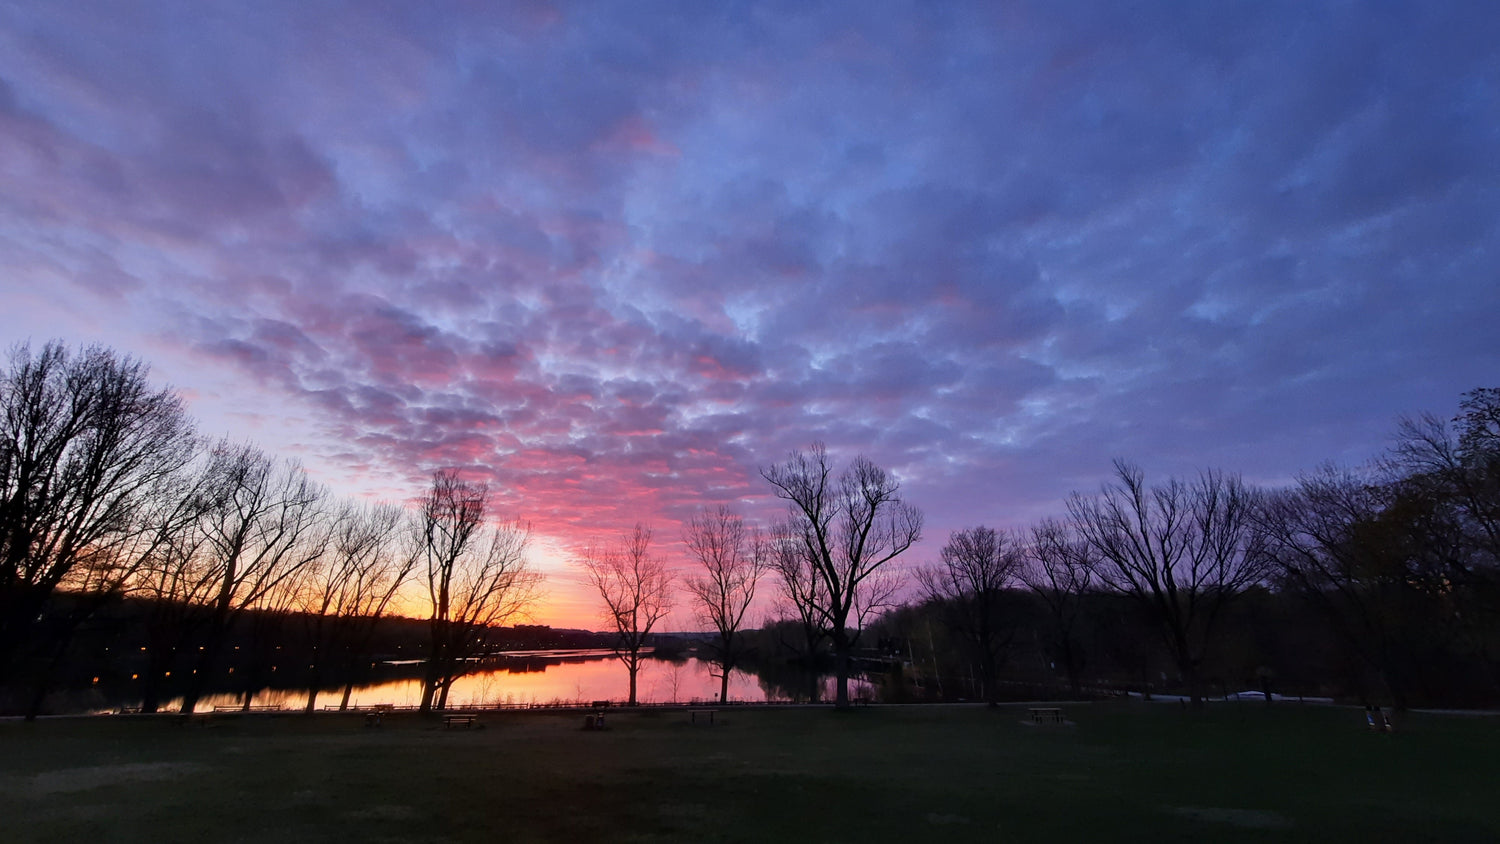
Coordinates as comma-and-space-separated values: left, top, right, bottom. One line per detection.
1028, 707, 1064, 725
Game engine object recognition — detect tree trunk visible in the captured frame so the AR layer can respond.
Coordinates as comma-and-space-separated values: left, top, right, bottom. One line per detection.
805, 629, 822, 703
141, 674, 162, 714
1182, 660, 1204, 709
140, 647, 174, 713
719, 668, 731, 704
1063, 638, 1083, 698
24, 645, 66, 722
834, 646, 850, 708
180, 634, 226, 714
179, 677, 205, 714
982, 651, 998, 707
627, 656, 639, 705
419, 661, 439, 713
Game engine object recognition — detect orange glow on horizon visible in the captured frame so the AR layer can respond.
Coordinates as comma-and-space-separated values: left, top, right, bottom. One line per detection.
390, 531, 727, 632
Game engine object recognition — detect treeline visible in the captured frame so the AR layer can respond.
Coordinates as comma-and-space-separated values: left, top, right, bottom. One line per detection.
0, 341, 540, 718
805, 390, 1500, 709
6, 339, 1497, 715
29, 593, 611, 714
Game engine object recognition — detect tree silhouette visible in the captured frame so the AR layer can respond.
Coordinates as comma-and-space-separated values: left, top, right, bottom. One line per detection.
1019, 518, 1096, 697
683, 505, 767, 704
179, 444, 329, 714
581, 524, 672, 706
299, 501, 412, 712
1069, 461, 1267, 708
416, 470, 540, 713
762, 444, 922, 708
0, 340, 196, 690
918, 526, 1022, 705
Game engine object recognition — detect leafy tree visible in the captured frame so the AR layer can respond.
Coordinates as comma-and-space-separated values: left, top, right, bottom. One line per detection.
1392, 388, 1500, 608
1256, 464, 1466, 708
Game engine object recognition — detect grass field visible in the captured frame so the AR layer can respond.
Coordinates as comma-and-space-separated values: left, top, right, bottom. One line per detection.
2, 701, 1497, 843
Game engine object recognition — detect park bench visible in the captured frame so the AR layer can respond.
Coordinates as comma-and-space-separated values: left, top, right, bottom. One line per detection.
443, 714, 479, 729
689, 708, 718, 725
1028, 707, 1064, 725
1365, 707, 1394, 732
365, 703, 394, 727
591, 700, 612, 709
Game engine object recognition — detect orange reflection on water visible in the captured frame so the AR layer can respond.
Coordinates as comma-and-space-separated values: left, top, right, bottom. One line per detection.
172, 657, 779, 712
352, 657, 774, 708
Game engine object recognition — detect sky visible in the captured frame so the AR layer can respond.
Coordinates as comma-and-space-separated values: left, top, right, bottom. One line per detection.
2, 1, 1497, 629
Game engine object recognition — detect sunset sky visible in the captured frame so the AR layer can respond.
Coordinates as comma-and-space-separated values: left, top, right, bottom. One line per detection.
2, 2, 1496, 628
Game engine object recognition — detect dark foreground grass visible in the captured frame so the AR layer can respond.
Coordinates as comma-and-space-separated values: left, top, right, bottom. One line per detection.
2, 702, 1497, 843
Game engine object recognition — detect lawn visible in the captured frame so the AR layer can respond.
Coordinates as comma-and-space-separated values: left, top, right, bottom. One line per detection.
1, 702, 1496, 843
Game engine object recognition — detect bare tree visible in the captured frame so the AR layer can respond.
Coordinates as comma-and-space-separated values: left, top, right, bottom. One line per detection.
580, 523, 673, 706
417, 470, 541, 713
1068, 461, 1267, 707
300, 500, 412, 712
1391, 395, 1500, 598
128, 508, 222, 713
0, 341, 196, 686
1019, 518, 1096, 697
17, 454, 213, 718
1256, 464, 1446, 709
683, 505, 768, 704
238, 553, 315, 710
768, 521, 830, 702
852, 564, 906, 634
762, 443, 923, 708
178, 443, 330, 714
917, 526, 1022, 705
1387, 390, 1500, 687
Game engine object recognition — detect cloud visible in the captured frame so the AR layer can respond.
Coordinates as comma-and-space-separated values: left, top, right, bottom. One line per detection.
2, 0, 1498, 625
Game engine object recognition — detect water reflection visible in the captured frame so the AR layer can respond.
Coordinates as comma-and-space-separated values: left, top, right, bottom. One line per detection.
158, 655, 866, 712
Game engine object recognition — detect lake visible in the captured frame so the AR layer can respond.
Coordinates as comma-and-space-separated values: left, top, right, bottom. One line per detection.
146, 652, 866, 713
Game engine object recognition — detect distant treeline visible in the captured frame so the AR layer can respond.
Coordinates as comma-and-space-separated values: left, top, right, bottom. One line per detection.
854, 388, 1500, 710
741, 389, 1500, 710
19, 595, 616, 714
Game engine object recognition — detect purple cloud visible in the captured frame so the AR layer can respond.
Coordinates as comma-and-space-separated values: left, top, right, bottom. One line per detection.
2, 0, 1497, 625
